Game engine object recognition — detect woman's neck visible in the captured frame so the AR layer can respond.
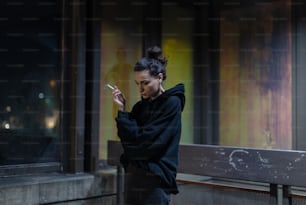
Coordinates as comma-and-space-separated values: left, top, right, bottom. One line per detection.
150, 86, 164, 101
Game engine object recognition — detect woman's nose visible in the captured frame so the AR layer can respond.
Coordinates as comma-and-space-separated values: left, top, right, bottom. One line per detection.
138, 84, 143, 91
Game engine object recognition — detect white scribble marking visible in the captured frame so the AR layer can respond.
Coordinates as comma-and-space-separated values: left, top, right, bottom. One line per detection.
286, 153, 306, 170
257, 152, 269, 163
229, 149, 249, 171
294, 153, 305, 163
256, 152, 272, 169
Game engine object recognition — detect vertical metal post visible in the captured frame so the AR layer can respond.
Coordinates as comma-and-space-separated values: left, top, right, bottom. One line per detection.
117, 165, 124, 205
270, 184, 278, 205
283, 185, 292, 205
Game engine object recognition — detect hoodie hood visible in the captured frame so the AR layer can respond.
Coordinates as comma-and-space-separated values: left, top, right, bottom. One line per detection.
163, 83, 185, 111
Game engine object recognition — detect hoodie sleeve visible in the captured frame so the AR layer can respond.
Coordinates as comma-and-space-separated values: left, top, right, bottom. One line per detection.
115, 96, 182, 160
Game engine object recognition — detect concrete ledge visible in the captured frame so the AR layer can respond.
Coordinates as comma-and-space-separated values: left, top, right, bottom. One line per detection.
0, 169, 117, 205
49, 195, 116, 205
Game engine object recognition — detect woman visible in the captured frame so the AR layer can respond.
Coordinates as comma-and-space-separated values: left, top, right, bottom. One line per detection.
111, 46, 185, 205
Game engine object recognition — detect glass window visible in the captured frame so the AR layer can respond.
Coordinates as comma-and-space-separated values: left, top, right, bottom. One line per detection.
98, 1, 292, 156
0, 1, 61, 165
218, 2, 292, 149
162, 4, 194, 144
99, 1, 143, 159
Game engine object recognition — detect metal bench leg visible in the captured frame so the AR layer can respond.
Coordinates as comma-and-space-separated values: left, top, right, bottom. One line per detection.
117, 165, 124, 205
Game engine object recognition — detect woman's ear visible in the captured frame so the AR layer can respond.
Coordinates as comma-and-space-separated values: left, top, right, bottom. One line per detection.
158, 73, 163, 82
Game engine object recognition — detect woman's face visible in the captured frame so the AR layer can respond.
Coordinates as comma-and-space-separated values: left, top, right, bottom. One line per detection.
134, 70, 163, 100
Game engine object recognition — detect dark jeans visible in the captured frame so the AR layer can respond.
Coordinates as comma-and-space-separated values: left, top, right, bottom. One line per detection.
124, 166, 170, 205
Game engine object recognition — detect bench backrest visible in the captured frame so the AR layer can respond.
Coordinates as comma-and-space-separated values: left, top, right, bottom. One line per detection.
107, 140, 306, 187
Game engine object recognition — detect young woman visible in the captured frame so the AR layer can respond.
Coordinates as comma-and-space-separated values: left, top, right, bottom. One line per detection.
111, 46, 185, 205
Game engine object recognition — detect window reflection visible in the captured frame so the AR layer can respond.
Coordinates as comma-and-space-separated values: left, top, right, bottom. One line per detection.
0, 1, 61, 165
98, 4, 143, 159
1, 58, 60, 136
219, 2, 292, 149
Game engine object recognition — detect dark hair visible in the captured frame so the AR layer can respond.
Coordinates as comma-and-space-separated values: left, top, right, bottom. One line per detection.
134, 46, 167, 81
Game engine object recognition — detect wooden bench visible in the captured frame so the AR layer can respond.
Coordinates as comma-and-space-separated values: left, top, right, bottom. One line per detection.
107, 140, 306, 205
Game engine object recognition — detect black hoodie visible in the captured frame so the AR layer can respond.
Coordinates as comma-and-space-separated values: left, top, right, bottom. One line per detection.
115, 83, 185, 194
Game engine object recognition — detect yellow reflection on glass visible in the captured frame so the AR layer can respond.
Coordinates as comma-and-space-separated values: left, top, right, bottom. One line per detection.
162, 6, 194, 144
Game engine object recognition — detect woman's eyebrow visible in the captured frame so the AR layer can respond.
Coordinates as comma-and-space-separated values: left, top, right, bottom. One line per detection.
135, 80, 148, 84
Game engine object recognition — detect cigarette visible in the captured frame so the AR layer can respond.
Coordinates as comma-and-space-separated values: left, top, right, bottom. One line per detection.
106, 83, 114, 90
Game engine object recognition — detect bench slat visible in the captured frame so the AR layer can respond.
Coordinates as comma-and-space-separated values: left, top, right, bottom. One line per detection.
179, 144, 306, 187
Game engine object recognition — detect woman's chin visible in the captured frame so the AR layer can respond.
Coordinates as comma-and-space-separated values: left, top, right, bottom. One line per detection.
141, 95, 149, 99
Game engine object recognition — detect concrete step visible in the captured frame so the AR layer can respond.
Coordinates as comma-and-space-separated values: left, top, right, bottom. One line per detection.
0, 169, 117, 205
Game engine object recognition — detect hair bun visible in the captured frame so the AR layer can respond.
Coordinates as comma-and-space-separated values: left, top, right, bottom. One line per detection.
146, 46, 167, 65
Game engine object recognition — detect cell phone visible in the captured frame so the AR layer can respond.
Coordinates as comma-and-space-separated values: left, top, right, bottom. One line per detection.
105, 83, 114, 90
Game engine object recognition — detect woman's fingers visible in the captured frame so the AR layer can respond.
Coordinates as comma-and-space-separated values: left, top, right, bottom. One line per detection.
112, 87, 126, 106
